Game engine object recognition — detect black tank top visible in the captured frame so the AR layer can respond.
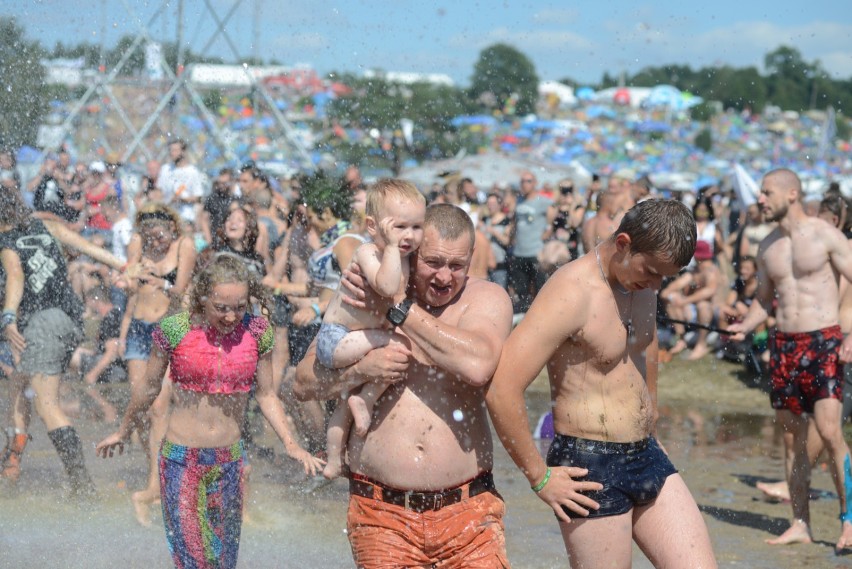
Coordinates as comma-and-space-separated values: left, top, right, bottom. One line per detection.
0, 219, 83, 327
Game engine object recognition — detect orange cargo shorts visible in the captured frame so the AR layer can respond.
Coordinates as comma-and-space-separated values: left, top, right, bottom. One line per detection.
347, 476, 509, 568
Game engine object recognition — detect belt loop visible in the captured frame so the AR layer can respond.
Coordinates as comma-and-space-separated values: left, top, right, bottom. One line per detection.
373, 483, 383, 501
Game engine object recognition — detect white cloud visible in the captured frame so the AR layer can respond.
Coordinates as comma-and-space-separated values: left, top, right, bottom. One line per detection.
272, 32, 331, 52
531, 9, 580, 25
449, 26, 593, 52
601, 20, 852, 79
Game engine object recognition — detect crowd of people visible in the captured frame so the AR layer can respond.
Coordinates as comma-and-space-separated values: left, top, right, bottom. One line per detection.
3, 137, 852, 566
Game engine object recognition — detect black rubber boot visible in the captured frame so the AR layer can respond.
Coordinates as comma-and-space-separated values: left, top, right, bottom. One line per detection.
48, 426, 95, 498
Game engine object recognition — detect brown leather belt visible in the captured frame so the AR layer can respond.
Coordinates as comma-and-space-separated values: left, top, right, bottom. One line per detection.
349, 471, 496, 513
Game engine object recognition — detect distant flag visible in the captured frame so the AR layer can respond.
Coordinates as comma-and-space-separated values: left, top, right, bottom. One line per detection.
731, 163, 759, 208
400, 118, 414, 148
818, 106, 837, 161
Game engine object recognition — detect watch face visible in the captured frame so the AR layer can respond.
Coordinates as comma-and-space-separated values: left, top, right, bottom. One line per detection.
387, 299, 412, 326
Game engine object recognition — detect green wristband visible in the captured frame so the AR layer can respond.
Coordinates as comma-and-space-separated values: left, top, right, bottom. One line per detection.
531, 467, 551, 493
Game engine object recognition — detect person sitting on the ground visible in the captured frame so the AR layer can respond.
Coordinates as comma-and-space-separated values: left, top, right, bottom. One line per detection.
317, 179, 425, 479
661, 240, 722, 360
67, 285, 125, 424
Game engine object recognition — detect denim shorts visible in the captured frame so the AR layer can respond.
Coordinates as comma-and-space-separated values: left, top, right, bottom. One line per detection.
125, 318, 157, 361
546, 434, 677, 519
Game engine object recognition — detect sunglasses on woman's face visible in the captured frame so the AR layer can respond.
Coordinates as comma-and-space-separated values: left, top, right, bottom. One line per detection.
560, 186, 574, 195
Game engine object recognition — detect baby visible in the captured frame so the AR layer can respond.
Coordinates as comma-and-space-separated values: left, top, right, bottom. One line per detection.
316, 178, 426, 478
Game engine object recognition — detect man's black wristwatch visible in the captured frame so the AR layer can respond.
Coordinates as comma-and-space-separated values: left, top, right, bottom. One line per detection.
386, 298, 414, 327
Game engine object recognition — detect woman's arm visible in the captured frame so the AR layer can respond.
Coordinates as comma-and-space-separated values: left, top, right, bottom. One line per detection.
95, 345, 169, 457
254, 353, 324, 475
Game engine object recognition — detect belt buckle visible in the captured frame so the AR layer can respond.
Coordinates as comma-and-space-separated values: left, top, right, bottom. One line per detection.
407, 491, 442, 512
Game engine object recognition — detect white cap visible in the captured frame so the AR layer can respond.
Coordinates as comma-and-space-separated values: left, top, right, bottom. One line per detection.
89, 161, 106, 173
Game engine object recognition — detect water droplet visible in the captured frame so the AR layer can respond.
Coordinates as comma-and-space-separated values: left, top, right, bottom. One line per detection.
453, 409, 464, 422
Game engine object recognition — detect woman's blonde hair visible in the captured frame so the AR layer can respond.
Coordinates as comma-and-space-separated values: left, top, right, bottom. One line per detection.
134, 202, 181, 231
189, 252, 269, 317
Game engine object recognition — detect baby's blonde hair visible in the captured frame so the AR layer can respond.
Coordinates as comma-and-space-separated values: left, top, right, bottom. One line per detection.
365, 178, 425, 219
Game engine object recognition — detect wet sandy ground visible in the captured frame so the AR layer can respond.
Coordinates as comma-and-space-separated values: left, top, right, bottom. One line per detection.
3, 355, 852, 568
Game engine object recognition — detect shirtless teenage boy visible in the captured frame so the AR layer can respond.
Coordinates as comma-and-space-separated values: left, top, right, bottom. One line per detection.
316, 179, 425, 478
488, 199, 717, 568
728, 169, 852, 550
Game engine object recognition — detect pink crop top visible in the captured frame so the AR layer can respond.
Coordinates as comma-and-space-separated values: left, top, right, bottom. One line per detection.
151, 312, 274, 394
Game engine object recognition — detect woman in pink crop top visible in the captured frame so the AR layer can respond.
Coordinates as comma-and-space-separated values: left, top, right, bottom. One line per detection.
97, 254, 323, 569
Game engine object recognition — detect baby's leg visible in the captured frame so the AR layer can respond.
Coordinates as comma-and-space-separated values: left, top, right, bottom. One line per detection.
349, 383, 389, 437
348, 333, 409, 437
331, 329, 394, 368
323, 400, 352, 480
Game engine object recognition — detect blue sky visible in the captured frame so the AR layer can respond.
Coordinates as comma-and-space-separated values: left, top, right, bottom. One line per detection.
8, 0, 852, 85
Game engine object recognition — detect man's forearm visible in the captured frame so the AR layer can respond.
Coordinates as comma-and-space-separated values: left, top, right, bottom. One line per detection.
294, 350, 367, 401
401, 305, 499, 386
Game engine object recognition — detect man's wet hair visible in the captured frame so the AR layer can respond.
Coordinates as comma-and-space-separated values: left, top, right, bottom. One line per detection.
424, 204, 474, 251
615, 199, 697, 268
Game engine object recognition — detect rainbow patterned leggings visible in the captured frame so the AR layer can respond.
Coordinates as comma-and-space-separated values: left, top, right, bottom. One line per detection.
159, 439, 244, 569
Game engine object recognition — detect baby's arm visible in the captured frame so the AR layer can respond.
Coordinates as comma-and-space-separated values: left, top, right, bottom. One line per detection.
356, 227, 403, 298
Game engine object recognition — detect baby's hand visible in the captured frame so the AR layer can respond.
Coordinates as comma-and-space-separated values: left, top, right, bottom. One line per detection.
378, 217, 401, 246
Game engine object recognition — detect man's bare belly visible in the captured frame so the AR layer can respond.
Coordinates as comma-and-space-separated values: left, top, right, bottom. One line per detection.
347, 387, 493, 490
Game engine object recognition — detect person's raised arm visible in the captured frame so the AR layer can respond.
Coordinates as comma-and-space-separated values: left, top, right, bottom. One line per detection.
354, 241, 401, 298
400, 279, 512, 386
486, 267, 601, 522
96, 345, 169, 457
42, 218, 125, 271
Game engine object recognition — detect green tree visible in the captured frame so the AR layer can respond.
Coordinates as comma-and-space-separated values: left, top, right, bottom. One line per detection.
694, 128, 713, 153
469, 43, 539, 116
763, 45, 812, 111
0, 18, 48, 148
326, 74, 474, 169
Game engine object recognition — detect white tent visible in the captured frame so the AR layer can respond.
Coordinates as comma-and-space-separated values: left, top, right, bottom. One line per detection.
401, 151, 592, 190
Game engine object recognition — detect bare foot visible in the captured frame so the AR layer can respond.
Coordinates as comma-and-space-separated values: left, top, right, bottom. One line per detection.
322, 453, 343, 480
687, 343, 711, 361
669, 338, 688, 355
131, 491, 157, 527
349, 396, 372, 437
756, 480, 791, 502
765, 519, 812, 545
837, 520, 852, 551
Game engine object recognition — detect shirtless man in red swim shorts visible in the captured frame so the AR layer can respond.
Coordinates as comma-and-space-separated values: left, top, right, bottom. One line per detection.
729, 168, 852, 550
